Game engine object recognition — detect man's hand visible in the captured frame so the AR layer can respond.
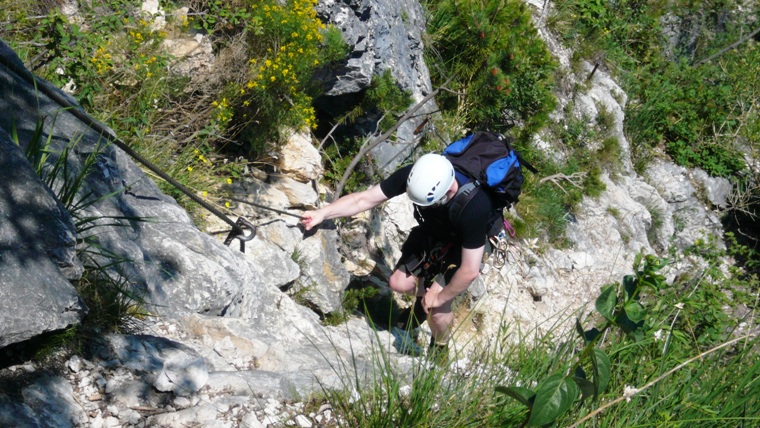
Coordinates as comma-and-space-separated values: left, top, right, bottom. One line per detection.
300, 185, 389, 231
422, 283, 446, 314
301, 209, 325, 231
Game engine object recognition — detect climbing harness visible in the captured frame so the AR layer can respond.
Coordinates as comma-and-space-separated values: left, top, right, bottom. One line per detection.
0, 53, 287, 253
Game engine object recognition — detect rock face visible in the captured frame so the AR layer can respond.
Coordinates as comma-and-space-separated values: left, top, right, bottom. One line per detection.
316, 0, 437, 171
0, 34, 412, 419
0, 0, 746, 426
0, 133, 85, 347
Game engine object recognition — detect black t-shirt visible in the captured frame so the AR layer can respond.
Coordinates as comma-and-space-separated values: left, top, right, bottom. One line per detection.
379, 164, 493, 249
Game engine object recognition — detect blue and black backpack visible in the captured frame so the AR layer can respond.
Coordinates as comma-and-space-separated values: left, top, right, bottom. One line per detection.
443, 131, 537, 235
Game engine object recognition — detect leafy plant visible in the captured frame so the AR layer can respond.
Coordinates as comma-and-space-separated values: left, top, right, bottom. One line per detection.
424, 0, 557, 139
496, 253, 664, 425
230, 0, 350, 151
187, 0, 256, 33
550, 0, 758, 178
17, 117, 149, 348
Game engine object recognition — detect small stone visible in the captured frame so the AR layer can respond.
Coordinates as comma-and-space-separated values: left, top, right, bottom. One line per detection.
295, 414, 313, 428
173, 396, 191, 409
90, 415, 104, 428
88, 392, 103, 401
67, 355, 83, 373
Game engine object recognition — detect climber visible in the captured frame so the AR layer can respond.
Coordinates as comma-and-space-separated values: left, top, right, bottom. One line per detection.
301, 153, 495, 359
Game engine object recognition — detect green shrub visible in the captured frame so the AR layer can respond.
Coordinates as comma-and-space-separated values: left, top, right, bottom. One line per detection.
231, 0, 349, 152
551, 0, 758, 178
425, 0, 557, 139
626, 56, 751, 177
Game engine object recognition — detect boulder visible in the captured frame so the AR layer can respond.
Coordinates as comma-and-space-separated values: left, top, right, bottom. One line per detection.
277, 129, 323, 183
0, 115, 85, 348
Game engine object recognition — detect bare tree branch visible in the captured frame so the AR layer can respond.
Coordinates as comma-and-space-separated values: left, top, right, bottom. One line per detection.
538, 172, 587, 195
694, 26, 760, 67
331, 76, 454, 200
568, 331, 758, 428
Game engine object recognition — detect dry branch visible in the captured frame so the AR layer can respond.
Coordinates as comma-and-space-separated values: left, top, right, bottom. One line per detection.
538, 172, 587, 195
331, 76, 454, 200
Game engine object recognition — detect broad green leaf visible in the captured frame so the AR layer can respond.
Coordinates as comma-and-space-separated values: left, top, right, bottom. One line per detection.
625, 301, 646, 322
495, 386, 536, 408
633, 252, 643, 270
591, 348, 611, 397
623, 274, 637, 300
576, 320, 601, 343
528, 374, 579, 426
595, 285, 617, 321
615, 311, 644, 333
571, 376, 595, 402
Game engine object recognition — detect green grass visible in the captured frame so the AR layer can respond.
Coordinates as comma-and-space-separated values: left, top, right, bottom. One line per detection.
308, 254, 759, 427
13, 117, 149, 359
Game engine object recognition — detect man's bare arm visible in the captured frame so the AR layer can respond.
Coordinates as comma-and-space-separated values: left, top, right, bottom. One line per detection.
301, 185, 389, 230
423, 245, 484, 311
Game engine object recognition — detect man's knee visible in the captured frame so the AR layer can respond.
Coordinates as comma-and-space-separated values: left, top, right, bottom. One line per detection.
389, 270, 417, 294
429, 307, 453, 327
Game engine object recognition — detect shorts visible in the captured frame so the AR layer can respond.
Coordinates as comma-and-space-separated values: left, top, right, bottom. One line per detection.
395, 227, 462, 286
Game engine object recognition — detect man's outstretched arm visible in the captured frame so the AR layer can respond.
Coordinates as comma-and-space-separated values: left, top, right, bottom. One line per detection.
301, 185, 389, 230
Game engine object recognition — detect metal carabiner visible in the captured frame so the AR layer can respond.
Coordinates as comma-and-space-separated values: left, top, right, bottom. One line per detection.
489, 234, 508, 269
223, 217, 257, 253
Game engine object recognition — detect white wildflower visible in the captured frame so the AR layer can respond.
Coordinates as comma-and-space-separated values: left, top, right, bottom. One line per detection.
674, 303, 684, 310
653, 329, 663, 342
623, 385, 639, 402
348, 388, 361, 404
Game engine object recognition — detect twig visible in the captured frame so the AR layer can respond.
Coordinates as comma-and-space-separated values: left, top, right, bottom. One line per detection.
694, 26, 760, 67
317, 121, 343, 151
568, 331, 758, 428
332, 76, 454, 199
538, 172, 587, 195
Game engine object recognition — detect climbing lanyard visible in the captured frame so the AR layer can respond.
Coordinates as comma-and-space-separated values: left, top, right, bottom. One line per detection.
227, 197, 305, 220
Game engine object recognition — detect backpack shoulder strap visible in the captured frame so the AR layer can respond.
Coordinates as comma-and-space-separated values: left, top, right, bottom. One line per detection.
448, 181, 480, 226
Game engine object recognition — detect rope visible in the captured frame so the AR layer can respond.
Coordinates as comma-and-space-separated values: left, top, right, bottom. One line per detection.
0, 51, 244, 234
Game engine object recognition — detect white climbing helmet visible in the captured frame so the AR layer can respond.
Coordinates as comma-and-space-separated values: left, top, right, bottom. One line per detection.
406, 154, 455, 206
